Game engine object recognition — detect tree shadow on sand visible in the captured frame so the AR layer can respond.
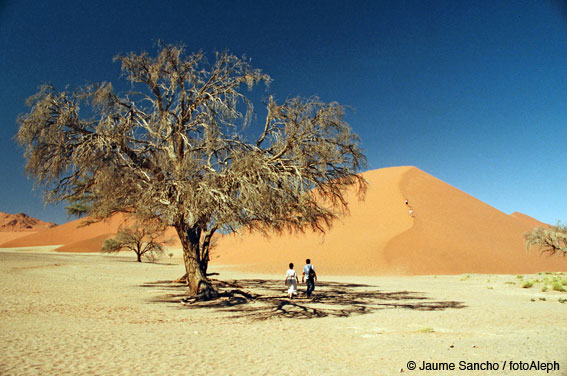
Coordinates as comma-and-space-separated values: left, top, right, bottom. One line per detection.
141, 278, 466, 320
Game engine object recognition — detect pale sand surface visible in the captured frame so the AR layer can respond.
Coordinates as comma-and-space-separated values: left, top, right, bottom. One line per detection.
1, 250, 566, 376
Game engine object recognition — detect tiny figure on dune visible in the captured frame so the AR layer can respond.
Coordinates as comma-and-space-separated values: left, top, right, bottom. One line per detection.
302, 258, 317, 297
409, 208, 414, 217
405, 199, 409, 206
284, 262, 299, 298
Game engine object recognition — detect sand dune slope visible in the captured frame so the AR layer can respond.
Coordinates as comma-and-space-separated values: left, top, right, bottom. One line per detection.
214, 166, 415, 274
0, 232, 39, 244
509, 211, 548, 229
0, 214, 130, 252
383, 168, 564, 274
214, 167, 567, 275
2, 166, 565, 274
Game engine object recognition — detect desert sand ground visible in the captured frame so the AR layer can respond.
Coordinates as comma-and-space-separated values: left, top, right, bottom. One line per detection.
1, 248, 566, 376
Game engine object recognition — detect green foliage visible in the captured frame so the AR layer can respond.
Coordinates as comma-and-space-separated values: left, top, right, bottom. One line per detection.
101, 238, 122, 252
521, 281, 533, 288
551, 281, 566, 292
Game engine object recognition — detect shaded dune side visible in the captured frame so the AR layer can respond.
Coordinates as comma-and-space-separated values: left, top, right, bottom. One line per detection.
56, 234, 117, 253
213, 166, 415, 275
383, 168, 566, 275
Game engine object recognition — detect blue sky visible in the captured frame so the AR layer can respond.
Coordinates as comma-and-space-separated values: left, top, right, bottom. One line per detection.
1, 0, 566, 225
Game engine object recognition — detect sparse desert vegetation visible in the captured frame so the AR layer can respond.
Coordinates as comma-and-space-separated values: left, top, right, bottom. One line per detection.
501, 273, 567, 300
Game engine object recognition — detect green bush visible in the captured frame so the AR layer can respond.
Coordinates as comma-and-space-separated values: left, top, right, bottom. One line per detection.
552, 281, 566, 292
522, 281, 533, 288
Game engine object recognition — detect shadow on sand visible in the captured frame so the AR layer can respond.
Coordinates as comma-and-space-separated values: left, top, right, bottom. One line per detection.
141, 278, 466, 320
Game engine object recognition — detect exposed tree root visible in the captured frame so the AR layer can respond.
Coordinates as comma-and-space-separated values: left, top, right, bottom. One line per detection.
174, 273, 187, 284
174, 272, 221, 285
180, 288, 257, 304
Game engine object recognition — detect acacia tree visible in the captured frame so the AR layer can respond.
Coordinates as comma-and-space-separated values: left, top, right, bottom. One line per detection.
16, 45, 366, 298
524, 224, 567, 256
101, 224, 166, 262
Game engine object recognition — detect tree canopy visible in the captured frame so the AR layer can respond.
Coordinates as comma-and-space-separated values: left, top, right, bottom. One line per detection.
101, 223, 167, 262
17, 44, 367, 297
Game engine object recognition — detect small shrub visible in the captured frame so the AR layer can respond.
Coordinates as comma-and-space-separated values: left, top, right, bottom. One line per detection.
559, 298, 567, 304
516, 275, 524, 280
460, 275, 470, 281
552, 282, 566, 292
522, 281, 533, 288
417, 327, 435, 333
541, 285, 549, 292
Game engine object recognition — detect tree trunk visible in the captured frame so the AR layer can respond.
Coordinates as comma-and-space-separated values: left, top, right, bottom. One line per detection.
199, 227, 217, 275
136, 252, 142, 262
175, 222, 216, 299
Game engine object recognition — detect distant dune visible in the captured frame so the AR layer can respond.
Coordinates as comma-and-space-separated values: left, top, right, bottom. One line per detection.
212, 166, 566, 275
0, 212, 57, 232
0, 214, 130, 252
2, 167, 565, 274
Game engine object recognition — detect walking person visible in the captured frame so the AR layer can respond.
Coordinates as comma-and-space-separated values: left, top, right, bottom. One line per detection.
302, 258, 317, 297
284, 263, 299, 298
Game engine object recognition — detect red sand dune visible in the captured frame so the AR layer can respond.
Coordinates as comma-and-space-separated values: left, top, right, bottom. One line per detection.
0, 214, 131, 252
0, 212, 56, 232
0, 232, 39, 244
212, 166, 567, 275
509, 211, 548, 229
0, 213, 182, 252
2, 166, 565, 275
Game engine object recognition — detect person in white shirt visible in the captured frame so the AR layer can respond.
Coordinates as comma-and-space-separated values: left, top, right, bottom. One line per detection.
284, 262, 299, 298
302, 258, 317, 297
